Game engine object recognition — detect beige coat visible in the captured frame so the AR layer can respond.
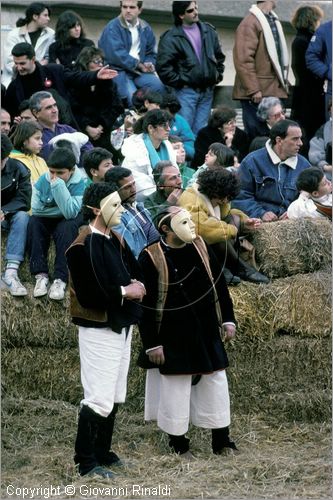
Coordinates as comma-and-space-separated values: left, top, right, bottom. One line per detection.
232, 7, 289, 100
178, 186, 248, 244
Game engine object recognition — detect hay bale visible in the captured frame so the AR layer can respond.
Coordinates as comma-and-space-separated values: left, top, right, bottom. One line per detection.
3, 332, 331, 422
227, 335, 331, 422
2, 269, 330, 349
229, 269, 331, 338
252, 218, 332, 278
1, 285, 77, 348
1, 236, 56, 284
2, 347, 81, 404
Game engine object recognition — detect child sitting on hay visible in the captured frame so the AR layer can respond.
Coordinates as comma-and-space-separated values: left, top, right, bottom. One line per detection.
287, 167, 332, 220
27, 147, 85, 300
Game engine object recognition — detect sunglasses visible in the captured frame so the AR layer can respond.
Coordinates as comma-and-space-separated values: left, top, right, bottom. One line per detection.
185, 8, 196, 13
91, 58, 104, 65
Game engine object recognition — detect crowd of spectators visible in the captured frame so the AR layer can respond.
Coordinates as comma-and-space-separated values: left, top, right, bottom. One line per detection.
1, 0, 332, 477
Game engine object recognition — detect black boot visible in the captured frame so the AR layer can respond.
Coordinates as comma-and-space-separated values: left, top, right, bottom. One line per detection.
223, 267, 241, 286
212, 427, 238, 455
74, 405, 115, 477
95, 404, 122, 467
237, 258, 270, 284
168, 434, 190, 454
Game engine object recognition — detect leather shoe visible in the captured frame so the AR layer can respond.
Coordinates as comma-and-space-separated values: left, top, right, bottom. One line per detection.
223, 268, 241, 286
238, 269, 270, 284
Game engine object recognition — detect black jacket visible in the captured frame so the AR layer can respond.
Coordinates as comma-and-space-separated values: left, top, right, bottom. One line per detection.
138, 241, 235, 374
48, 38, 95, 69
1, 158, 31, 214
156, 22, 225, 90
4, 62, 102, 120
192, 125, 249, 168
69, 78, 123, 132
66, 230, 143, 332
290, 28, 325, 140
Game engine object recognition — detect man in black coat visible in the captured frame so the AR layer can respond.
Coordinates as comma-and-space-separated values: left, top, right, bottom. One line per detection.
66, 182, 145, 478
138, 205, 238, 458
156, 1, 225, 135
3, 42, 118, 128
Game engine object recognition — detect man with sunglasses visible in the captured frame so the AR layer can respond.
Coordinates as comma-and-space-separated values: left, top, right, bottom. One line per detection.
156, 2, 225, 136
98, 0, 164, 107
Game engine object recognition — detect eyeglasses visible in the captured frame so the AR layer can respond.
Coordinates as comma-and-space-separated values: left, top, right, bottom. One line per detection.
270, 109, 286, 120
185, 8, 196, 13
91, 58, 104, 65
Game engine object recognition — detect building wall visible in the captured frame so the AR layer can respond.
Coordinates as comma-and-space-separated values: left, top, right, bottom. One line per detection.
2, 1, 332, 103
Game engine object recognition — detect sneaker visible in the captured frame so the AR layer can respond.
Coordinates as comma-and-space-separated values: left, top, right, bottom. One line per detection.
2, 274, 27, 297
34, 274, 49, 298
48, 279, 66, 300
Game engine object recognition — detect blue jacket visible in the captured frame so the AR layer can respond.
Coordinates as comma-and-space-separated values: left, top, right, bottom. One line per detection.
112, 202, 159, 259
98, 16, 157, 73
232, 147, 310, 218
306, 20, 332, 96
170, 113, 195, 159
32, 167, 85, 219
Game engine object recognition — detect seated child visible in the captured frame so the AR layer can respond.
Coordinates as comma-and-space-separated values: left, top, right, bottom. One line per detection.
1, 133, 31, 296
169, 134, 195, 188
82, 147, 114, 184
287, 167, 332, 220
187, 143, 236, 188
28, 147, 86, 300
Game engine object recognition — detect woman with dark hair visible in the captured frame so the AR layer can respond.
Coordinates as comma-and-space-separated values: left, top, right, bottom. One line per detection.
179, 168, 269, 284
121, 109, 178, 200
2, 2, 54, 87
9, 120, 48, 184
290, 4, 325, 140
48, 10, 94, 68
191, 106, 249, 168
68, 46, 123, 161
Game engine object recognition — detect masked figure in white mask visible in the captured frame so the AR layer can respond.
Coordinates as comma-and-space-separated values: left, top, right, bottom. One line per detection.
66, 182, 145, 478
138, 206, 238, 459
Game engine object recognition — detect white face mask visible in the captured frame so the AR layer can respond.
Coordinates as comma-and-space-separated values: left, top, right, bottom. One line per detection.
100, 191, 124, 227
170, 209, 196, 243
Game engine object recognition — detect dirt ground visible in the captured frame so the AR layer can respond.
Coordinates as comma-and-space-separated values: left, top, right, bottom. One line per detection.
1, 397, 331, 500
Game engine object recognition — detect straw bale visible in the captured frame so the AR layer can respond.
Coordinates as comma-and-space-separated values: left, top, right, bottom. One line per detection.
252, 218, 332, 278
3, 330, 331, 422
226, 335, 332, 422
1, 284, 77, 348
229, 269, 331, 338
1, 236, 56, 284
2, 269, 330, 350
2, 347, 81, 404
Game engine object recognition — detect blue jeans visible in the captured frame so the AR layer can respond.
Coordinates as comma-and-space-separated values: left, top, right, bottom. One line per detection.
27, 214, 83, 282
113, 71, 165, 107
1, 211, 30, 262
176, 87, 214, 135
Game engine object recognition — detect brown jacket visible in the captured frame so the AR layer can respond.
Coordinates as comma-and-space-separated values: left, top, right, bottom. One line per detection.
232, 11, 288, 100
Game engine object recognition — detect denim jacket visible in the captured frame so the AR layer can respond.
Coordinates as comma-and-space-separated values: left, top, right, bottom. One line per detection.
112, 202, 159, 259
232, 145, 311, 218
98, 16, 157, 73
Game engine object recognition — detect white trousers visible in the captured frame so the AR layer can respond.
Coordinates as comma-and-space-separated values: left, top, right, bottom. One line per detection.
78, 326, 132, 417
144, 368, 230, 435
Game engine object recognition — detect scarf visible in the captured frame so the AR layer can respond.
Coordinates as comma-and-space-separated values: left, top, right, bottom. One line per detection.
143, 133, 170, 169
